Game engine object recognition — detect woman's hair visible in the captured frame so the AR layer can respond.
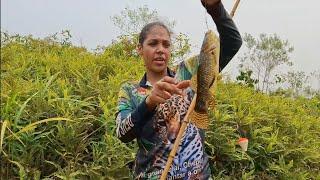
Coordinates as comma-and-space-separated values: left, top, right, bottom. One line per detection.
138, 21, 171, 45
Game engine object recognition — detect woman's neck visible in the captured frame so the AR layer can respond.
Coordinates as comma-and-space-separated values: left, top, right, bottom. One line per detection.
146, 69, 167, 86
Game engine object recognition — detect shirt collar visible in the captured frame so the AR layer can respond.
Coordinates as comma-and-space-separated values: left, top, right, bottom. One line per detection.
139, 68, 175, 88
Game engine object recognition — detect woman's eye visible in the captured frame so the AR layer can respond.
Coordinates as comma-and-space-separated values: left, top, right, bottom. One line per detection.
148, 41, 157, 46
164, 43, 171, 48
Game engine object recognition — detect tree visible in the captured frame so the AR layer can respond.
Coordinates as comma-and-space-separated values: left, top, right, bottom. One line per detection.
111, 5, 175, 35
284, 71, 309, 97
239, 33, 294, 93
109, 6, 190, 62
236, 70, 259, 88
311, 69, 320, 91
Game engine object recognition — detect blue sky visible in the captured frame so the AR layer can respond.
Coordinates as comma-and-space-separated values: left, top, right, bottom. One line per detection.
1, 0, 319, 88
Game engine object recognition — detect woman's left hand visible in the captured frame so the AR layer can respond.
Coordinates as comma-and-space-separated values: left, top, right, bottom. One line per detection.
201, 0, 221, 7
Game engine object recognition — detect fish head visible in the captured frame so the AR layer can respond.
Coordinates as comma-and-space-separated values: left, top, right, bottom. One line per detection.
201, 30, 219, 53
200, 30, 220, 72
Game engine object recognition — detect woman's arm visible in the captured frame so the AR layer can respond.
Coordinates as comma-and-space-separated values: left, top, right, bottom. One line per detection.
115, 83, 154, 143
115, 79, 189, 143
204, 0, 242, 71
175, 1, 242, 81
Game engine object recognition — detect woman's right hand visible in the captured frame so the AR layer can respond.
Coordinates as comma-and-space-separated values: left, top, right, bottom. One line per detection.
145, 76, 190, 111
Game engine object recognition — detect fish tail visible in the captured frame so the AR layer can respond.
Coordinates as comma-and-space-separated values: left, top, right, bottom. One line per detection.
189, 111, 209, 129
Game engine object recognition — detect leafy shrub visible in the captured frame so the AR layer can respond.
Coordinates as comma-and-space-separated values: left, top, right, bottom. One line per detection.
1, 33, 319, 179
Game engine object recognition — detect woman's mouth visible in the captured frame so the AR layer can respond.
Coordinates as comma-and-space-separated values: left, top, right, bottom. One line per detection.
153, 57, 165, 65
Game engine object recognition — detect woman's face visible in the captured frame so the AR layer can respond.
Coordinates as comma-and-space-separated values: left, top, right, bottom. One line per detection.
138, 25, 171, 74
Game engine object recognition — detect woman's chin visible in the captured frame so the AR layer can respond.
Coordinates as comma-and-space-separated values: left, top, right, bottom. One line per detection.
151, 66, 167, 74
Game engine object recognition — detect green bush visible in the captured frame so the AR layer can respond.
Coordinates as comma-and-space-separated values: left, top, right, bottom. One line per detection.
1, 33, 319, 179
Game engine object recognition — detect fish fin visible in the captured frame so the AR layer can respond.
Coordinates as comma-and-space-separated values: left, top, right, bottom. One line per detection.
189, 111, 209, 129
190, 75, 197, 92
208, 92, 216, 110
217, 73, 222, 81
208, 71, 221, 95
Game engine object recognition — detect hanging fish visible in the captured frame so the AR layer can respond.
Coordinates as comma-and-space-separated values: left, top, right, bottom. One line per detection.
189, 30, 220, 129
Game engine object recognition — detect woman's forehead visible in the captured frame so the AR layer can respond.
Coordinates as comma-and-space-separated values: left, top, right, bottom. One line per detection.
145, 26, 170, 40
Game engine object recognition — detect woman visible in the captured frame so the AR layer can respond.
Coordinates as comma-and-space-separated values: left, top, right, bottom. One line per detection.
115, 0, 242, 179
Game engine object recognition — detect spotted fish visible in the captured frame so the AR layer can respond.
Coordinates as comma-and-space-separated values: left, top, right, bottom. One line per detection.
189, 30, 220, 129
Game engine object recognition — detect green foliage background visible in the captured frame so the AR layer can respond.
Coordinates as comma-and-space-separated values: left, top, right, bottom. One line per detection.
1, 33, 319, 179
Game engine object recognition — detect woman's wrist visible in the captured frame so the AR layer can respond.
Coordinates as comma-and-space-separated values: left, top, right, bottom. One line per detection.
145, 95, 157, 112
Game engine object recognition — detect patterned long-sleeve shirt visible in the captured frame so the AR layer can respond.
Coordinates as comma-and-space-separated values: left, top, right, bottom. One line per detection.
115, 2, 242, 179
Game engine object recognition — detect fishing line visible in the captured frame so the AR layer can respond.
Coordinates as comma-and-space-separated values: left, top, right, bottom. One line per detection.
204, 10, 209, 31
204, 1, 209, 31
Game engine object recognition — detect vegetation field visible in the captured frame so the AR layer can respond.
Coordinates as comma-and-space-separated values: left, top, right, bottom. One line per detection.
1, 31, 319, 179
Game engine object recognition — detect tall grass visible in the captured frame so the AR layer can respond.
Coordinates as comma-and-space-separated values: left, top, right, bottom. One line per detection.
1, 33, 319, 179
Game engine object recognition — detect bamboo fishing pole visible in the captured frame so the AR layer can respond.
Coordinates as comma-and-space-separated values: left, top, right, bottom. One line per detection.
160, 94, 197, 180
230, 0, 241, 17
160, 1, 241, 179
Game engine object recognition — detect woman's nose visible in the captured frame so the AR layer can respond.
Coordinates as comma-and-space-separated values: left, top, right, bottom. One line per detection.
156, 45, 165, 53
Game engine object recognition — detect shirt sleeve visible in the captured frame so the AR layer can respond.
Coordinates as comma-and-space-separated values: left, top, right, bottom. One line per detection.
115, 83, 154, 143
175, 2, 242, 81
205, 1, 243, 72
175, 55, 199, 81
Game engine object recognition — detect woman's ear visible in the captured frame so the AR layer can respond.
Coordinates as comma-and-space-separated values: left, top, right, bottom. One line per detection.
137, 44, 143, 56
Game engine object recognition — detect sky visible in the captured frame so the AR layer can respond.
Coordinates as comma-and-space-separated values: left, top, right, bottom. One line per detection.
1, 0, 320, 88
